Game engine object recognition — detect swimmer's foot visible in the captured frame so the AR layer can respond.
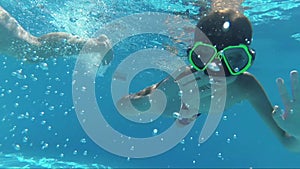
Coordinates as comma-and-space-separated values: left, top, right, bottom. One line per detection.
85, 34, 113, 65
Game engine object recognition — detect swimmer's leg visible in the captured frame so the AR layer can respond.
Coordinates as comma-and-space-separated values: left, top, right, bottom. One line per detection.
0, 6, 39, 58
0, 6, 113, 63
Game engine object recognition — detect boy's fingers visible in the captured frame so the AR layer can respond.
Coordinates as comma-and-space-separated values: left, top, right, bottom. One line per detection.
276, 78, 291, 110
291, 70, 300, 101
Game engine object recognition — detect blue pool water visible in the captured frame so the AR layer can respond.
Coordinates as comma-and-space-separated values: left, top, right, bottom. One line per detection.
1, 0, 300, 168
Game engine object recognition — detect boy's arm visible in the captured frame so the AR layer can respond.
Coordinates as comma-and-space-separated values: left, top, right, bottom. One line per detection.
237, 72, 300, 152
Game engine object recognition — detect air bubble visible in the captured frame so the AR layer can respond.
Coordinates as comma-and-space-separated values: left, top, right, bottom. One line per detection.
54, 48, 60, 52
42, 143, 49, 150
80, 138, 87, 144
49, 106, 55, 111
30, 117, 35, 122
31, 55, 40, 61
152, 128, 158, 135
81, 86, 87, 92
17, 114, 25, 119
208, 62, 220, 72
7, 89, 12, 94
209, 78, 215, 84
14, 144, 21, 151
23, 137, 28, 143
215, 131, 219, 136
180, 139, 185, 144
45, 90, 50, 95
222, 21, 230, 31
39, 62, 48, 70
25, 112, 29, 118
14, 103, 19, 108
22, 128, 29, 134
234, 67, 240, 72
173, 112, 181, 119
178, 90, 183, 97
11, 69, 27, 80
21, 85, 28, 90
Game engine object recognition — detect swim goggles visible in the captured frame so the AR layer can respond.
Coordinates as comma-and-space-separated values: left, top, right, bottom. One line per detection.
188, 42, 255, 76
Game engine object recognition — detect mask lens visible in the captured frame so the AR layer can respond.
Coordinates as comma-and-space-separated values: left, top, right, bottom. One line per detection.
190, 44, 216, 70
223, 48, 250, 73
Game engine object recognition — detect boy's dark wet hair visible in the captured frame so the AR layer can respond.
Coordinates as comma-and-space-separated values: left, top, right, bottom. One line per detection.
195, 9, 253, 51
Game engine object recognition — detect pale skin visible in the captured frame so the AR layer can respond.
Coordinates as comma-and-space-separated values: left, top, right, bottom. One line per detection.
0, 6, 112, 63
117, 0, 300, 152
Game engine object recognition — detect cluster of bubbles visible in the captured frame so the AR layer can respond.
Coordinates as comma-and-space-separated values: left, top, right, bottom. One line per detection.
10, 135, 91, 157
0, 48, 100, 164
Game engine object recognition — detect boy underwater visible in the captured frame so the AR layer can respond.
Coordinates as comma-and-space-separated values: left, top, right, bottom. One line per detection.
116, 0, 300, 152
0, 1, 300, 152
